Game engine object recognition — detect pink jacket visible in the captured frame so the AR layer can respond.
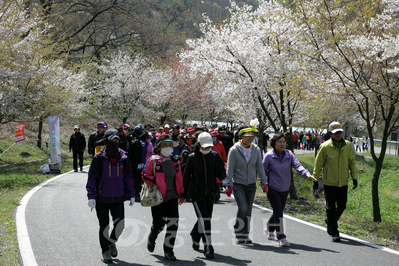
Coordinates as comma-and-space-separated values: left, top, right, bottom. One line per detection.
142, 156, 184, 199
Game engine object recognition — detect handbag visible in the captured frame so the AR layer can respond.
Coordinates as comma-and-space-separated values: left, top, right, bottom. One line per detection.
140, 157, 163, 207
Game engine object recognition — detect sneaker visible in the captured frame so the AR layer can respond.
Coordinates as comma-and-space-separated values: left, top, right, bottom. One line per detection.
102, 250, 112, 263
325, 218, 332, 236
235, 238, 246, 244
147, 238, 155, 252
109, 243, 117, 257
164, 252, 176, 261
204, 253, 214, 259
332, 233, 341, 242
265, 228, 275, 240
278, 238, 290, 247
244, 238, 252, 244
191, 236, 199, 251
74, 169, 78, 172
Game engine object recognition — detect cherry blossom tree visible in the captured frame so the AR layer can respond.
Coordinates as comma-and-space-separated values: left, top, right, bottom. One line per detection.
89, 51, 167, 124
179, 0, 310, 198
289, 0, 399, 222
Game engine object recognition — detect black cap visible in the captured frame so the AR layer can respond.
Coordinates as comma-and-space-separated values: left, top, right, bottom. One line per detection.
218, 125, 226, 132
172, 124, 180, 130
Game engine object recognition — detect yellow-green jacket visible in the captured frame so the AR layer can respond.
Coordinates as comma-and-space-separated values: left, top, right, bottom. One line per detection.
313, 138, 358, 187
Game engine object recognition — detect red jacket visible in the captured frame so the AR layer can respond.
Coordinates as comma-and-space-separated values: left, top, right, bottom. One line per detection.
293, 134, 299, 142
142, 155, 184, 199
212, 140, 227, 163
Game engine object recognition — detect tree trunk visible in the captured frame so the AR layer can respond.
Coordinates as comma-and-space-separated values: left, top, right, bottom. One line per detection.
123, 117, 127, 124
372, 166, 382, 222
37, 117, 43, 149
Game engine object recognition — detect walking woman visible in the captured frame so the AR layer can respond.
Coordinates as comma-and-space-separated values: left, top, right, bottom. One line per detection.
182, 132, 227, 259
225, 122, 268, 244
86, 129, 135, 263
142, 134, 185, 261
262, 132, 317, 246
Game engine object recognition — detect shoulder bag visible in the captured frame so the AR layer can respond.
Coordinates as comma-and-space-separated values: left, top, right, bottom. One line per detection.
140, 157, 163, 207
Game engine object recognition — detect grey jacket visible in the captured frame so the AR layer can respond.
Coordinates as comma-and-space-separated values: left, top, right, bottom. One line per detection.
226, 142, 267, 186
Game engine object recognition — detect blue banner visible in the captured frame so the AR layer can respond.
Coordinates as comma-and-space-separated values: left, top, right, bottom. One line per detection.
48, 116, 62, 168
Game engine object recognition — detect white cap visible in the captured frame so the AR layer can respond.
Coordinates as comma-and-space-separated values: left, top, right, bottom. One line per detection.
197, 132, 214, 148
164, 124, 170, 128
329, 122, 343, 134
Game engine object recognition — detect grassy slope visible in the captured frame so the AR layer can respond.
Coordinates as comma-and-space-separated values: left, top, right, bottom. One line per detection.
255, 152, 399, 250
0, 138, 86, 265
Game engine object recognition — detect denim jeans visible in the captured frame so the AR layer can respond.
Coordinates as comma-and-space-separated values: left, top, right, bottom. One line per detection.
233, 183, 256, 239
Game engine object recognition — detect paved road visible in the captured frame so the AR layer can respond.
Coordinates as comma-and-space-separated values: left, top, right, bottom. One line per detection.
19, 168, 399, 266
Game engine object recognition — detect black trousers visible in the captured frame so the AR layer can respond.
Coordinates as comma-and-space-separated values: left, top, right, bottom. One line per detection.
133, 168, 143, 195
191, 200, 214, 255
72, 150, 84, 170
267, 188, 289, 240
149, 198, 179, 253
324, 185, 348, 235
95, 202, 125, 253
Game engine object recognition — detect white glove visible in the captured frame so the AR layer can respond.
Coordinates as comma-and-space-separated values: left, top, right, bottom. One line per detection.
88, 199, 96, 208
129, 198, 135, 206
222, 178, 229, 187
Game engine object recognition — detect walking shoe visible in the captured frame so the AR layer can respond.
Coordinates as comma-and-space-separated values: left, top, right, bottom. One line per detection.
235, 238, 246, 244
244, 238, 252, 244
325, 218, 332, 236
332, 233, 341, 242
109, 243, 117, 257
102, 251, 112, 263
80, 167, 83, 171
265, 228, 275, 240
147, 238, 155, 252
278, 238, 290, 247
74, 169, 78, 172
191, 236, 199, 251
164, 251, 177, 261
204, 253, 214, 259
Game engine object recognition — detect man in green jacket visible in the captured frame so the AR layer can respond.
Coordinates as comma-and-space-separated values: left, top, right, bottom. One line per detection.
313, 122, 358, 242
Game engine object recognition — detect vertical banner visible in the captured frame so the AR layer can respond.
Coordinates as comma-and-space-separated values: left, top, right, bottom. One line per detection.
15, 123, 26, 142
48, 116, 62, 168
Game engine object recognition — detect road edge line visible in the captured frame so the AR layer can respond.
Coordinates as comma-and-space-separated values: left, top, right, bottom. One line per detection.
252, 203, 399, 256
16, 168, 86, 265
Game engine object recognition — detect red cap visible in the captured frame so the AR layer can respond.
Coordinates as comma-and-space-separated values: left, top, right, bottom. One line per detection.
159, 126, 164, 130
187, 127, 194, 132
210, 130, 218, 137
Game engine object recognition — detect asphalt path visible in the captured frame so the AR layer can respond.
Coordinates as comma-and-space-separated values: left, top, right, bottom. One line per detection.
18, 167, 399, 266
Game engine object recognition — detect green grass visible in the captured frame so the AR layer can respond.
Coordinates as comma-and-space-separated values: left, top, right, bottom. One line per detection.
0, 139, 47, 165
0, 137, 88, 265
254, 152, 399, 251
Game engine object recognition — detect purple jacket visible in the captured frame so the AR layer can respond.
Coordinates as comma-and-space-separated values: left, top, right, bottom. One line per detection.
86, 148, 135, 203
262, 149, 310, 192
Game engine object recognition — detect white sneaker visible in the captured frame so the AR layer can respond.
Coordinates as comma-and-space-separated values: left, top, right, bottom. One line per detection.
264, 228, 275, 240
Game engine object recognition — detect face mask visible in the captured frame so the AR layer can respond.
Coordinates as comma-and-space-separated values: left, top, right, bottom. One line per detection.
200, 148, 211, 155
106, 142, 119, 157
160, 147, 173, 157
212, 137, 217, 142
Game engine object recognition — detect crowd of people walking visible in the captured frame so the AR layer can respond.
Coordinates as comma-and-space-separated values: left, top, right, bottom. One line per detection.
73, 120, 359, 263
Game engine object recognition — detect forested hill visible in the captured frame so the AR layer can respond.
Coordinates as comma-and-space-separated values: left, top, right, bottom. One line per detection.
27, 0, 259, 60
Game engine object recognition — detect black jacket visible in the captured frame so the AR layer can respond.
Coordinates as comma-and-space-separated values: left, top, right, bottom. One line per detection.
128, 134, 143, 169
218, 135, 233, 156
182, 151, 226, 201
88, 131, 102, 155
69, 132, 86, 152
